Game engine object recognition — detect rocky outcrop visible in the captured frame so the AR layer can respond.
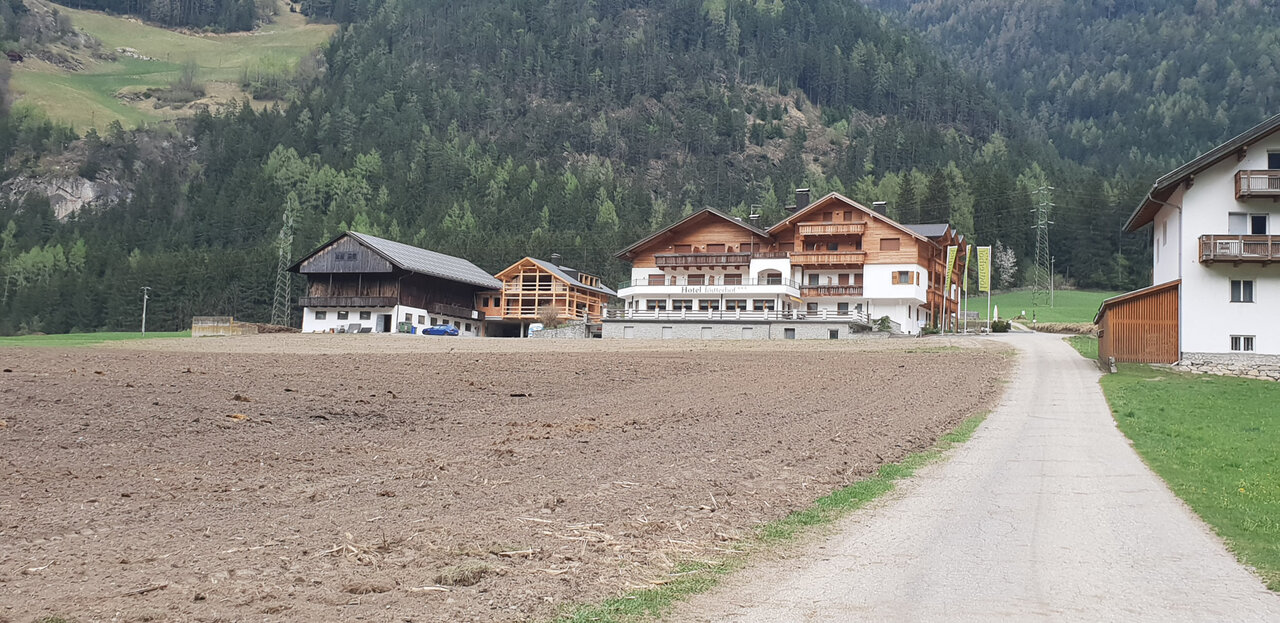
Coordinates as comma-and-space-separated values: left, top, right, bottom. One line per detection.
2, 174, 130, 220
1172, 352, 1280, 382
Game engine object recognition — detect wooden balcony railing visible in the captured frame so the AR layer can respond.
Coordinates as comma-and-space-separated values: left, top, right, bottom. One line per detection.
796, 222, 866, 237
801, 285, 864, 297
1199, 234, 1280, 264
1235, 170, 1280, 199
299, 295, 398, 307
789, 250, 867, 266
427, 302, 484, 320
655, 252, 752, 267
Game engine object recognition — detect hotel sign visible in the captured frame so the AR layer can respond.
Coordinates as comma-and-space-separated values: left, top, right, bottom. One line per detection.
679, 285, 756, 294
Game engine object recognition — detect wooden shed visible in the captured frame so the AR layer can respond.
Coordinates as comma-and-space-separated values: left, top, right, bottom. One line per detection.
1094, 280, 1180, 364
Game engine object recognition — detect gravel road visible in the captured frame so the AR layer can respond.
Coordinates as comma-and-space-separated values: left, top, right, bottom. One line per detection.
673, 333, 1280, 622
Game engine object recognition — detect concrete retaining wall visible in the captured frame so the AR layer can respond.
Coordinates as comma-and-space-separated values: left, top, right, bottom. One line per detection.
1172, 352, 1280, 382
603, 321, 888, 340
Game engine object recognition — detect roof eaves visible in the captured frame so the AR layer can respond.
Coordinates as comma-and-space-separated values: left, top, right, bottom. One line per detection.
1092, 279, 1181, 324
615, 208, 768, 258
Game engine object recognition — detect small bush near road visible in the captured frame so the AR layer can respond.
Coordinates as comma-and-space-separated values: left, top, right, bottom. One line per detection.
990, 319, 1011, 333
1100, 365, 1280, 590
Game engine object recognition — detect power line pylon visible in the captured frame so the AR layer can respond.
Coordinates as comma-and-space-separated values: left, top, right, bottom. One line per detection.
270, 194, 299, 327
1030, 185, 1054, 308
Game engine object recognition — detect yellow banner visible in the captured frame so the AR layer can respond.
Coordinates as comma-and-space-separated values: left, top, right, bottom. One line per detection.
962, 245, 972, 292
977, 246, 992, 292
943, 245, 958, 297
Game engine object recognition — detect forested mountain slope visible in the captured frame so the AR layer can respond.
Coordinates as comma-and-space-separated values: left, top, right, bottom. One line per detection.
864, 0, 1280, 172
0, 0, 1157, 333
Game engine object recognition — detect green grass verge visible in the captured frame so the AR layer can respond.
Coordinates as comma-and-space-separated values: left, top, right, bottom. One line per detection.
0, 331, 189, 347
964, 290, 1120, 323
1100, 365, 1280, 590
1065, 335, 1098, 360
557, 412, 989, 622
10, 1, 334, 129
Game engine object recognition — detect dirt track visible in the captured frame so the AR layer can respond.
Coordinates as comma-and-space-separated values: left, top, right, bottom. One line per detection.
0, 335, 1008, 622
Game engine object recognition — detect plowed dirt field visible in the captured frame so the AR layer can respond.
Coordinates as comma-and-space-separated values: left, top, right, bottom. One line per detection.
0, 335, 1008, 621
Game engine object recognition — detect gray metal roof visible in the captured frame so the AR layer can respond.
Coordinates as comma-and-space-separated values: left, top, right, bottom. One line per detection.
347, 231, 503, 289
902, 223, 952, 238
528, 258, 617, 296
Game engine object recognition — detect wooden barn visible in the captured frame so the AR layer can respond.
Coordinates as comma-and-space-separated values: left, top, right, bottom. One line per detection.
289, 231, 502, 335
1094, 280, 1181, 364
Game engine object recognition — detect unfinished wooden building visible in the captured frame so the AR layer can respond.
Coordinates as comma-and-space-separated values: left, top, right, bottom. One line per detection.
478, 257, 616, 336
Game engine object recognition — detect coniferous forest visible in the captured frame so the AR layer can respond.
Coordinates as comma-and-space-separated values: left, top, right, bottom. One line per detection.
0, 0, 1271, 333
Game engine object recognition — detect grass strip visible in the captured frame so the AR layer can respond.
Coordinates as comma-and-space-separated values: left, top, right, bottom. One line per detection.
1100, 364, 1280, 591
1065, 335, 1098, 360
0, 331, 190, 347
558, 412, 988, 622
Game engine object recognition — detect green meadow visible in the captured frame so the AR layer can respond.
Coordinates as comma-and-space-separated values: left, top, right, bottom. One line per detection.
0, 331, 189, 347
965, 289, 1121, 323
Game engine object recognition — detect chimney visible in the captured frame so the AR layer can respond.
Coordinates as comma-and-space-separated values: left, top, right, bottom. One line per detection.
795, 188, 811, 212
872, 201, 888, 217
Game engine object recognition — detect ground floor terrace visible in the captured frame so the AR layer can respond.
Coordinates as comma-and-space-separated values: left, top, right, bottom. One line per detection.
300, 302, 483, 336
613, 297, 930, 335
0, 335, 1008, 622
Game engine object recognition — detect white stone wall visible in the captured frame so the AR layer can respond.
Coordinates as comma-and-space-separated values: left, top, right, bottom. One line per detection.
301, 304, 481, 336
1173, 352, 1280, 382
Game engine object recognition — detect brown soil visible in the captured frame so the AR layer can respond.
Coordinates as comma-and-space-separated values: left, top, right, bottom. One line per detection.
0, 336, 1009, 622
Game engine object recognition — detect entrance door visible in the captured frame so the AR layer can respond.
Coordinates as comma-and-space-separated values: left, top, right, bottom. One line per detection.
380, 314, 392, 333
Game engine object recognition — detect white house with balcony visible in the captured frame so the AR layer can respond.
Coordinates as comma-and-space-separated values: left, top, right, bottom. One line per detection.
1105, 113, 1280, 368
606, 197, 966, 339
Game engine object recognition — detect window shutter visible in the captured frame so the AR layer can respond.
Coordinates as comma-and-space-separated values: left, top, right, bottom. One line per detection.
892, 272, 900, 285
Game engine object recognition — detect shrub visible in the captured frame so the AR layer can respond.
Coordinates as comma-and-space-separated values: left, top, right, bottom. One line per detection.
991, 319, 1011, 333
874, 315, 893, 332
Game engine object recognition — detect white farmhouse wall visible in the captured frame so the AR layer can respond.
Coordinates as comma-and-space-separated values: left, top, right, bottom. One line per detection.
863, 263, 927, 302
301, 304, 481, 336
1174, 133, 1280, 356
1152, 196, 1182, 285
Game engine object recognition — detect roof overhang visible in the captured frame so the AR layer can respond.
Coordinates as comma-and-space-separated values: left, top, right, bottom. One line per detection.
769, 192, 934, 245
615, 208, 770, 259
1125, 112, 1280, 232
1093, 279, 1181, 324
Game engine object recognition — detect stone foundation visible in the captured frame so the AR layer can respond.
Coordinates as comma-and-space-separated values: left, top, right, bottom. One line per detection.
1172, 352, 1280, 382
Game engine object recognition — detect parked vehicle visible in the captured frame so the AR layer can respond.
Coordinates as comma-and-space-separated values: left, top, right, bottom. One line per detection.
424, 324, 460, 336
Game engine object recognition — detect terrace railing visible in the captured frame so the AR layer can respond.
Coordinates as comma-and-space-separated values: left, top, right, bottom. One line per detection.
801, 285, 864, 297
1198, 234, 1280, 264
604, 308, 873, 325
1235, 170, 1280, 199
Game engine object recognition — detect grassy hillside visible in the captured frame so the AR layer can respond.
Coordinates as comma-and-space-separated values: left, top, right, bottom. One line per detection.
964, 289, 1121, 324
9, 1, 334, 129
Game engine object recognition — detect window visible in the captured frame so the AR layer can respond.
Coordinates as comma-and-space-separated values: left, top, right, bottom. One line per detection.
762, 272, 782, 285
465, 323, 472, 332
646, 300, 668, 311
742, 327, 753, 339
808, 274, 820, 286
838, 273, 850, 286
880, 238, 901, 251
724, 299, 748, 310
701, 327, 713, 339
1269, 152, 1280, 169
843, 211, 854, 222
892, 271, 915, 285
481, 297, 489, 307
826, 242, 839, 251
1251, 214, 1269, 235
784, 328, 796, 339
453, 321, 461, 328
671, 299, 693, 310
623, 326, 635, 339
405, 313, 413, 322
837, 302, 850, 313
724, 274, 742, 285
337, 311, 349, 320
359, 311, 371, 320
335, 251, 357, 261
829, 329, 840, 340
752, 300, 775, 311
1229, 212, 1269, 235
314, 311, 327, 320
661, 326, 674, 339
1231, 279, 1254, 303
648, 274, 665, 286
1162, 221, 1168, 245
1231, 335, 1255, 352
706, 244, 726, 253
687, 274, 706, 285
418, 315, 426, 324
698, 300, 720, 311
807, 303, 819, 312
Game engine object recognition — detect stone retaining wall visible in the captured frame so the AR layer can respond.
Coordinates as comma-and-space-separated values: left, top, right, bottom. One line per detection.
1172, 352, 1280, 382
529, 323, 590, 339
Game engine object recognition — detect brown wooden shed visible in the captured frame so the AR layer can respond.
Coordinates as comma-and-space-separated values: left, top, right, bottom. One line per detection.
1093, 280, 1180, 364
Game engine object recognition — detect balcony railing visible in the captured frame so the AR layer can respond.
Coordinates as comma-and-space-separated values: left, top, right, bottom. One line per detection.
1235, 170, 1280, 199
299, 295, 398, 307
796, 222, 866, 236
604, 308, 873, 324
1199, 234, 1280, 263
503, 283, 569, 293
621, 277, 801, 289
427, 302, 485, 320
655, 252, 752, 267
801, 285, 864, 297
789, 250, 867, 266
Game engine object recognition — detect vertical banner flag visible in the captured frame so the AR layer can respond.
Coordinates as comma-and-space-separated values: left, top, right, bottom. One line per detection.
943, 246, 958, 298
962, 245, 972, 292
977, 246, 992, 293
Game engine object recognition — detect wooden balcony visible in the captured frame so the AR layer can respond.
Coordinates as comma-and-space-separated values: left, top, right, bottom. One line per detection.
796, 222, 866, 237
427, 302, 484, 320
1199, 235, 1280, 264
1235, 170, 1280, 199
299, 295, 398, 307
801, 285, 864, 297
789, 250, 867, 266
655, 252, 752, 267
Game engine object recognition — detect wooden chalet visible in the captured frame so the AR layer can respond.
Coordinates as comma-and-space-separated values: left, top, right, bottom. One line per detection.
478, 257, 616, 336
289, 231, 502, 335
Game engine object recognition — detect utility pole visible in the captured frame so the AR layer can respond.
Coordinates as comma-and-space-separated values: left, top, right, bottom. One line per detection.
1030, 186, 1054, 308
1050, 255, 1055, 308
140, 286, 151, 336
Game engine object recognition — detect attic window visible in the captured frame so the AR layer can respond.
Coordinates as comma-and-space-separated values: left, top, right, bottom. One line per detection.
336, 252, 358, 261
